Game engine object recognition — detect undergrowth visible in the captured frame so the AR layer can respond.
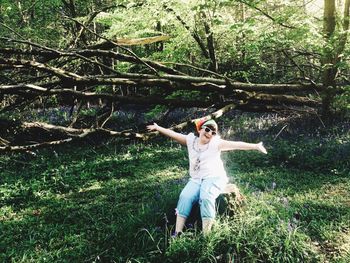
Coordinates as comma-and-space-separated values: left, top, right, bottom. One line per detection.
1, 118, 349, 262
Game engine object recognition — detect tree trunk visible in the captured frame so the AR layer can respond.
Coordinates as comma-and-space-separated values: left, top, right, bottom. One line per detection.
321, 0, 350, 118
201, 11, 218, 72
321, 0, 337, 117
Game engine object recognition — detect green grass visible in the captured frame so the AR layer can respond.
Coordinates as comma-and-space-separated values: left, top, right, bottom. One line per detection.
1, 130, 349, 262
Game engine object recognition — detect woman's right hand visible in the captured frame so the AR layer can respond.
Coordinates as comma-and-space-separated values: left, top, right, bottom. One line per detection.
147, 123, 159, 132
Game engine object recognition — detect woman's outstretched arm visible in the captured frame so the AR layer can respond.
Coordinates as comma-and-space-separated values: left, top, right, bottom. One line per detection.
147, 123, 187, 145
219, 140, 267, 154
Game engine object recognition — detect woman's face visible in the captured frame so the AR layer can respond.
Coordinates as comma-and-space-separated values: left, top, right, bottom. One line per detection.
199, 125, 217, 143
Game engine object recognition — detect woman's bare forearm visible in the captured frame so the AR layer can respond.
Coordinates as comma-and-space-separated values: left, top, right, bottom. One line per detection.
219, 140, 267, 154
147, 123, 186, 145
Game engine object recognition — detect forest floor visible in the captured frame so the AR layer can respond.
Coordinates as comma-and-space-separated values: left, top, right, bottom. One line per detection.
1, 113, 349, 262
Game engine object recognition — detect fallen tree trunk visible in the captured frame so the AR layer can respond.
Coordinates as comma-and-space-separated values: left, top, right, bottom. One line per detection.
0, 57, 323, 94
0, 103, 243, 152
0, 37, 326, 152
0, 83, 321, 108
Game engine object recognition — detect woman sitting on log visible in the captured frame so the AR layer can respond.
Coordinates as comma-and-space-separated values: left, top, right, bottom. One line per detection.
147, 117, 267, 235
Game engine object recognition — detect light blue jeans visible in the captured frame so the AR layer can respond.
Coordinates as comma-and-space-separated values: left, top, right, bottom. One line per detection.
176, 177, 227, 220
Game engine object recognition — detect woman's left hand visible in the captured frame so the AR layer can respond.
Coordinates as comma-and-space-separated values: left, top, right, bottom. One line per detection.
257, 142, 267, 154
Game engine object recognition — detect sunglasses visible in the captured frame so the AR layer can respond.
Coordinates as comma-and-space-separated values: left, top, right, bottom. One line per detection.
202, 126, 217, 136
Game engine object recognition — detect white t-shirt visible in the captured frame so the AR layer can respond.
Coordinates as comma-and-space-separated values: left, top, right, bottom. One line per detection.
186, 133, 228, 183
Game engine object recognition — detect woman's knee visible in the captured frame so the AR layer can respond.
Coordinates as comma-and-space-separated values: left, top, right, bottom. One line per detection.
179, 192, 197, 203
177, 193, 198, 218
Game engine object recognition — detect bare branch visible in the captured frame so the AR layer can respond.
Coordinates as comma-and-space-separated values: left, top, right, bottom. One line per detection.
0, 84, 218, 108
0, 125, 146, 152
